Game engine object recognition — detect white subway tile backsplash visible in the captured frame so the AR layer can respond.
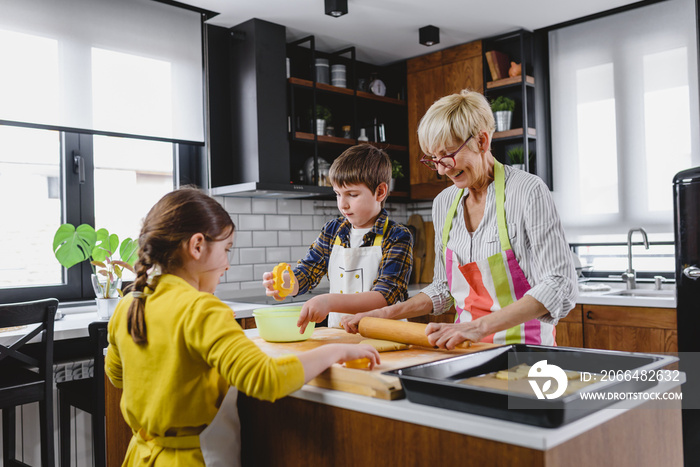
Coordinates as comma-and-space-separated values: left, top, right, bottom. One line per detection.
290, 215, 312, 230
291, 246, 309, 261
239, 214, 265, 231
302, 230, 319, 246
277, 199, 301, 214
234, 231, 253, 248
252, 198, 277, 213
239, 248, 266, 264
227, 264, 254, 282
301, 199, 317, 215
252, 231, 278, 247
266, 247, 291, 263
314, 215, 331, 230
224, 197, 251, 214
228, 248, 240, 265
278, 230, 302, 246
240, 280, 262, 290
265, 214, 290, 230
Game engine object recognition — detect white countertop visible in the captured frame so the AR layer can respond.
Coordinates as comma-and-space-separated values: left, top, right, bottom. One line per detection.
576, 282, 676, 308
243, 328, 684, 451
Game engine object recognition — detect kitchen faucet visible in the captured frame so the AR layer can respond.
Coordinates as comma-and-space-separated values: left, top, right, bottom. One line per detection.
621, 227, 649, 289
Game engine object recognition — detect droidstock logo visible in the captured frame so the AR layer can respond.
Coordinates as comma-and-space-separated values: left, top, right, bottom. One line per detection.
528, 360, 568, 399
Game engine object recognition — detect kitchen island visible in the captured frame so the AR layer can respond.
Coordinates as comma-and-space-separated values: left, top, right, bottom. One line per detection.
239, 331, 684, 467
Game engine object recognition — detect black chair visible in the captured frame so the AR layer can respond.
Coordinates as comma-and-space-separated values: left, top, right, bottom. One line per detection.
0, 298, 58, 467
57, 321, 107, 467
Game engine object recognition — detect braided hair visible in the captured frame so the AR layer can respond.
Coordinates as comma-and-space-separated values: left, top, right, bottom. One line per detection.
127, 187, 235, 344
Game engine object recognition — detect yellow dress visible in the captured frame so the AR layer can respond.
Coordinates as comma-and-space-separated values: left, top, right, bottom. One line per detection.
105, 274, 304, 466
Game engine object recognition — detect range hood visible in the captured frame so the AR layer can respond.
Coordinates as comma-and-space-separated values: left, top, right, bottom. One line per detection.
211, 182, 333, 199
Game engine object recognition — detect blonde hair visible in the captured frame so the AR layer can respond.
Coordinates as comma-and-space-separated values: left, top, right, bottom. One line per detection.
417, 89, 495, 156
328, 144, 392, 206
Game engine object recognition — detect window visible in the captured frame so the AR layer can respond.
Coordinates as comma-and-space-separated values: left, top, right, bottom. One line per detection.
0, 0, 206, 302
548, 0, 698, 275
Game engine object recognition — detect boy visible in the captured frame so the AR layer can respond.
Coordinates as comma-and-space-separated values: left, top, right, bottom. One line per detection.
262, 144, 413, 332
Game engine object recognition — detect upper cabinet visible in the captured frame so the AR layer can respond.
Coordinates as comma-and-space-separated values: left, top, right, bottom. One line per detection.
482, 29, 551, 188
406, 41, 483, 200
286, 37, 409, 197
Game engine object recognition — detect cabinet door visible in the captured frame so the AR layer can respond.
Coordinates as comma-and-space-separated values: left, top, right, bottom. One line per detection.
582, 305, 678, 353
407, 66, 448, 199
555, 305, 583, 348
442, 55, 483, 95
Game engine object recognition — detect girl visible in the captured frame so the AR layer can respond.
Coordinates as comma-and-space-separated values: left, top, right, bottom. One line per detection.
105, 187, 379, 466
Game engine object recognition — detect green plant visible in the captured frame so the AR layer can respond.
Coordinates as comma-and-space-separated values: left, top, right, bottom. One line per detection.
391, 159, 404, 179
506, 145, 533, 165
52, 224, 138, 298
310, 105, 332, 121
490, 96, 515, 113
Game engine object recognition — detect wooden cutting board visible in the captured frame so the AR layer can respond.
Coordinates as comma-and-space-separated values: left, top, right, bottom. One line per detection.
420, 221, 435, 283
250, 328, 498, 400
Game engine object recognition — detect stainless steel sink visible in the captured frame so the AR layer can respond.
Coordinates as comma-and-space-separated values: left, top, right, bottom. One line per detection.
604, 289, 675, 298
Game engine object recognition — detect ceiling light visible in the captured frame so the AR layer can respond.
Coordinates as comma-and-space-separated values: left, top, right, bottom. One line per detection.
419, 25, 440, 46
325, 0, 348, 17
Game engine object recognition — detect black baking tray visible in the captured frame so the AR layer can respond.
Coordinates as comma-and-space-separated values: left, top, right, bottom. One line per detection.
383, 344, 678, 428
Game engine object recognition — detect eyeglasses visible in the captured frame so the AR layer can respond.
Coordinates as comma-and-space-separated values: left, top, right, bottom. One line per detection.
419, 136, 473, 171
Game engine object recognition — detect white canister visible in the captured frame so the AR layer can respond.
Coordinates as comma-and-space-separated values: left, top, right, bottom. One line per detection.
315, 59, 329, 84
331, 64, 346, 88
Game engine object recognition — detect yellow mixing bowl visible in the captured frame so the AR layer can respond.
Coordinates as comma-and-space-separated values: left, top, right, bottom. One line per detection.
252, 306, 315, 342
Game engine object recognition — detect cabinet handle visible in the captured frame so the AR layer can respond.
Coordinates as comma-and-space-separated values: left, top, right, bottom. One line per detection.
586, 310, 593, 320
683, 266, 700, 280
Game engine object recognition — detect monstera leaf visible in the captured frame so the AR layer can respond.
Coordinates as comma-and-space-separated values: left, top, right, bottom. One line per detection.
92, 229, 119, 262
53, 224, 97, 269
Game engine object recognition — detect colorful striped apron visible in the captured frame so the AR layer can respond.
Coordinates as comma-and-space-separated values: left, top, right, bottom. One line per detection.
442, 161, 556, 345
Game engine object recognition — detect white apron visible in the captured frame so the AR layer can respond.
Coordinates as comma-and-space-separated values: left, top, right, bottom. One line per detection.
199, 387, 241, 467
327, 219, 388, 328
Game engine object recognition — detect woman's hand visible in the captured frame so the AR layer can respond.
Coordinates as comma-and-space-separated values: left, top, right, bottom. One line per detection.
297, 295, 331, 333
340, 311, 369, 334
425, 322, 484, 350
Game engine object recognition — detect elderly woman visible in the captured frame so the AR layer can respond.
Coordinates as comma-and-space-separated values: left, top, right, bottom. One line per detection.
342, 89, 577, 349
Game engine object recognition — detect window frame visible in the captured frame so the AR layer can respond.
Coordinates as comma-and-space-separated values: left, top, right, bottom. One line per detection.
0, 122, 204, 303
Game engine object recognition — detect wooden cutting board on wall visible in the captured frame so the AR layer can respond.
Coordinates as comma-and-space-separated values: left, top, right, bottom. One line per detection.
420, 221, 435, 283
250, 328, 497, 400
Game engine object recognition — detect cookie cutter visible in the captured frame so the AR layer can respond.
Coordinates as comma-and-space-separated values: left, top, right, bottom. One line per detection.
272, 262, 295, 300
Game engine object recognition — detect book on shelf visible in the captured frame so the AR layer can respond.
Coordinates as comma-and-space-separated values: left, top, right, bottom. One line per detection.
485, 50, 510, 81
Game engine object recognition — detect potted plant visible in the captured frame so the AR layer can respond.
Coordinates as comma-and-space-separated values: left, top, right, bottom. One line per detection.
310, 105, 332, 136
53, 224, 138, 319
506, 145, 533, 171
490, 96, 515, 132
390, 159, 404, 192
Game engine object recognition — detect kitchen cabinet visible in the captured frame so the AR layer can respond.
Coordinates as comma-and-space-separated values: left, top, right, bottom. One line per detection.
556, 304, 678, 353
406, 41, 483, 200
482, 30, 551, 188
286, 36, 410, 197
582, 304, 678, 353
554, 306, 584, 348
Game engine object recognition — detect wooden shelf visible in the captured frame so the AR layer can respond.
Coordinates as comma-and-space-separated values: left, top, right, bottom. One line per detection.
288, 77, 406, 106
487, 75, 534, 89
493, 127, 536, 140
294, 133, 407, 151
366, 141, 408, 152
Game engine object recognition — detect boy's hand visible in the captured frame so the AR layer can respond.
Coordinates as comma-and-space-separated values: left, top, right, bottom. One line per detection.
261, 271, 283, 301
297, 295, 331, 333
340, 311, 369, 334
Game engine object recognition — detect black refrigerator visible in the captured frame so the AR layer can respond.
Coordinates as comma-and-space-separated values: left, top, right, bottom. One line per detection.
673, 167, 700, 465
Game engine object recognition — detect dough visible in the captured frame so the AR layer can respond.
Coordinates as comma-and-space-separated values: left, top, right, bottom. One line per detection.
344, 358, 371, 369
360, 338, 409, 352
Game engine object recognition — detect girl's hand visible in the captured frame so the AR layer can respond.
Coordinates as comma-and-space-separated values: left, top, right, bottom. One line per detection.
334, 344, 381, 370
425, 322, 482, 350
297, 295, 331, 333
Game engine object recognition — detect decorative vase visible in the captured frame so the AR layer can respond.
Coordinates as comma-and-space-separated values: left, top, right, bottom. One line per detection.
316, 119, 326, 136
494, 111, 512, 132
389, 178, 396, 192
96, 297, 120, 320
91, 274, 121, 299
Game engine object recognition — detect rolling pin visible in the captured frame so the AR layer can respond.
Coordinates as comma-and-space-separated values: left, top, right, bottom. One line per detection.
358, 317, 472, 349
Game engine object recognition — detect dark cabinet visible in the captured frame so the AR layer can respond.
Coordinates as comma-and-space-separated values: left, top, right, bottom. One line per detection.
406, 40, 483, 200
483, 29, 551, 187
286, 37, 409, 197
